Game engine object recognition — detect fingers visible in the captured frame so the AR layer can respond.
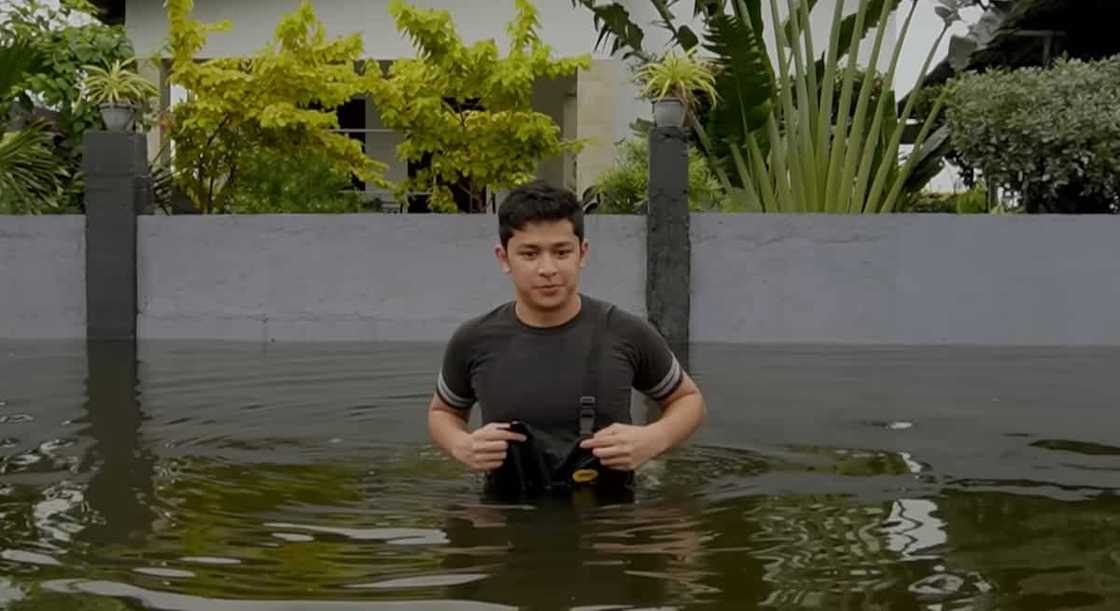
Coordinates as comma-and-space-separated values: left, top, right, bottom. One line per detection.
579, 428, 624, 449
590, 445, 629, 460
477, 423, 527, 443
472, 439, 510, 453
474, 459, 505, 472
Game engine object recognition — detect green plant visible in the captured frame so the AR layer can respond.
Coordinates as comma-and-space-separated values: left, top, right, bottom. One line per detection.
0, 122, 71, 214
225, 149, 369, 213
576, 0, 965, 213
575, 0, 910, 161
0, 43, 41, 98
0, 43, 70, 214
368, 0, 588, 213
954, 188, 988, 214
80, 58, 158, 106
635, 47, 718, 111
166, 0, 387, 213
904, 190, 955, 214
592, 136, 722, 213
946, 56, 1120, 214
1, 0, 135, 210
695, 0, 956, 213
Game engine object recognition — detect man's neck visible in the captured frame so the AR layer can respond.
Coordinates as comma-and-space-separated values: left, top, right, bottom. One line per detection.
514, 294, 582, 328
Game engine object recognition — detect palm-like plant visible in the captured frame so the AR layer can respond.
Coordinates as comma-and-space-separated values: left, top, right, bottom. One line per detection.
636, 47, 719, 112
80, 58, 158, 130
81, 58, 158, 105
576, 0, 957, 213
704, 0, 954, 213
0, 124, 70, 213
0, 43, 70, 213
0, 44, 41, 98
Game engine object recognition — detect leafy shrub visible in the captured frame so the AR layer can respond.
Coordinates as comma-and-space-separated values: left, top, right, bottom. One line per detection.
224, 149, 369, 214
904, 191, 956, 214
591, 137, 723, 214
1, 0, 135, 212
954, 188, 988, 214
946, 56, 1120, 213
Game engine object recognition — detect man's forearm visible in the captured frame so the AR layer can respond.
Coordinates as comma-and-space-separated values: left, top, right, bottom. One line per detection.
428, 406, 471, 460
646, 392, 705, 455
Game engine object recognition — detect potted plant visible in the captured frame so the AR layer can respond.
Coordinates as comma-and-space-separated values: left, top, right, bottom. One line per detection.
80, 59, 159, 131
635, 48, 718, 128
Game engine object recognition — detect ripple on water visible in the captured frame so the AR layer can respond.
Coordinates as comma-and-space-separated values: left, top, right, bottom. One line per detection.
179, 556, 242, 566
133, 567, 196, 579
1, 549, 62, 566
347, 574, 489, 589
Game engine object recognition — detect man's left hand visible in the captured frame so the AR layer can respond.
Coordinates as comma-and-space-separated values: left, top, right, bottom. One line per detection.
579, 423, 667, 471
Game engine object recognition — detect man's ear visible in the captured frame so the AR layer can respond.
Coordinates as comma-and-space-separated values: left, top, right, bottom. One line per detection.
495, 243, 511, 273
579, 240, 589, 268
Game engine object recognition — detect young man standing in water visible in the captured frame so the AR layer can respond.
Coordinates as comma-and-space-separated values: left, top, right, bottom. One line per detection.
427, 181, 705, 493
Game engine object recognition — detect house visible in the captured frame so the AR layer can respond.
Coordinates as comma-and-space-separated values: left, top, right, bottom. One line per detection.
87, 0, 922, 207
87, 0, 698, 208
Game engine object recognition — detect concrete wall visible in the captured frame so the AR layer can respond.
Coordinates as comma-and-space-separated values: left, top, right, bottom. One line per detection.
0, 217, 85, 339
6, 214, 1120, 345
691, 214, 1120, 345
135, 215, 645, 342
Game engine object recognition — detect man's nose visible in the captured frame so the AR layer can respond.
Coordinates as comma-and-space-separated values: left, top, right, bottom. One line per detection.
537, 255, 558, 275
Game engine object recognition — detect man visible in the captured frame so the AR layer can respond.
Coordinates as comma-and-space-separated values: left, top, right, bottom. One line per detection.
427, 180, 705, 495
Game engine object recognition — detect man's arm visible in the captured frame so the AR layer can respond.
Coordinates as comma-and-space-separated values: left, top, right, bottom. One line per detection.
428, 393, 471, 458
645, 371, 705, 454
428, 393, 525, 471
579, 372, 705, 470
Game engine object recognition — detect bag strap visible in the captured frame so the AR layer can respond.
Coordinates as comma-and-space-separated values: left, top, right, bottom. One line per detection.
578, 302, 612, 438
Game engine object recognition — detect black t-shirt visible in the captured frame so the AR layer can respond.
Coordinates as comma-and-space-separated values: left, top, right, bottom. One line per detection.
435, 295, 684, 435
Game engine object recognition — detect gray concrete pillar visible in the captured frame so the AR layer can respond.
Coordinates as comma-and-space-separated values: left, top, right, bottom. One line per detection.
83, 131, 149, 340
646, 126, 690, 366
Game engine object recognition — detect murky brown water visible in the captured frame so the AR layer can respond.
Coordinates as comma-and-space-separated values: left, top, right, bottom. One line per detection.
1, 340, 1119, 610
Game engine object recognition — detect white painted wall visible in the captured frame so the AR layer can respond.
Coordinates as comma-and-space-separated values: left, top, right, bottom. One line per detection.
124, 0, 615, 60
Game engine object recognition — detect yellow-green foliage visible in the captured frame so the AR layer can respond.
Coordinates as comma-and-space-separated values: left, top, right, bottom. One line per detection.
369, 0, 589, 212
166, 0, 387, 213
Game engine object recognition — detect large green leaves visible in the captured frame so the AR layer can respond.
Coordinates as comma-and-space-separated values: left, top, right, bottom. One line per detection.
0, 44, 42, 100
0, 44, 69, 214
0, 122, 70, 214
574, 0, 944, 213
728, 0, 951, 213
702, 3, 773, 172
569, 0, 649, 60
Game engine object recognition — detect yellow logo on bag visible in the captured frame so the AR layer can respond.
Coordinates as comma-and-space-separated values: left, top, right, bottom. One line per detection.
572, 468, 599, 484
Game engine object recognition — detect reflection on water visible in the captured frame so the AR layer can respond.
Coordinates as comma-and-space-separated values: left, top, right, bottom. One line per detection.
1, 340, 1120, 609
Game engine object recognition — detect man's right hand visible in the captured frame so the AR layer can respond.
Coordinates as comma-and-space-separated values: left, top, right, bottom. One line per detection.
451, 423, 527, 472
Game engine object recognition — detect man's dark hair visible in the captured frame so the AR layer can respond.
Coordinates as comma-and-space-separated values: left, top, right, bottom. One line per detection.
498, 181, 584, 249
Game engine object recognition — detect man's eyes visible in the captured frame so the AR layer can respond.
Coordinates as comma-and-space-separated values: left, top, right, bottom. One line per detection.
518, 249, 573, 257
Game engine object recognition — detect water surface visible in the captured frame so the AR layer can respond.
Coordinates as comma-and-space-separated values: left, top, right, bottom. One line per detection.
1, 340, 1118, 610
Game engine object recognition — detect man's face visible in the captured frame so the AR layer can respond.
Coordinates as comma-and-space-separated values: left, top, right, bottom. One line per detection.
497, 219, 588, 313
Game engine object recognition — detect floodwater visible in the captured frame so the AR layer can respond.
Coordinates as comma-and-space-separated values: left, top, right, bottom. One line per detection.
1, 340, 1119, 610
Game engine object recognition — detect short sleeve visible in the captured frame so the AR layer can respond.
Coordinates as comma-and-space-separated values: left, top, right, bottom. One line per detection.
622, 314, 684, 401
435, 324, 476, 411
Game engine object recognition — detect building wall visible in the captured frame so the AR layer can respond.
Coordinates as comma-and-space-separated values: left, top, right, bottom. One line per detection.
125, 0, 616, 60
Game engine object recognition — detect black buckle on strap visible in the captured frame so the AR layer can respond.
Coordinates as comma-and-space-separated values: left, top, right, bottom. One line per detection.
579, 396, 596, 438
